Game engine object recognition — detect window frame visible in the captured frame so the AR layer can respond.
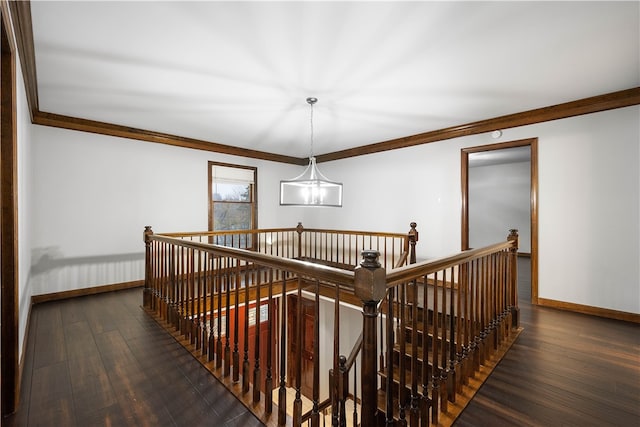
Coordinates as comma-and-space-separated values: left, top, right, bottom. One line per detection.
208, 161, 258, 233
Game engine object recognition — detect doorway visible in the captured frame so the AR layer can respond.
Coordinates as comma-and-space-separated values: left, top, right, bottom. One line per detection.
286, 294, 316, 399
461, 138, 538, 304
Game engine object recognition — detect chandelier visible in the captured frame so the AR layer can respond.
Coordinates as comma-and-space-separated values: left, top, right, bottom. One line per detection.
279, 97, 343, 207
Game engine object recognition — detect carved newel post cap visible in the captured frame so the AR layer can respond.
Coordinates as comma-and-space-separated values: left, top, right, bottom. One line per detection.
361, 250, 381, 268
296, 222, 304, 233
354, 250, 386, 303
144, 226, 153, 242
508, 229, 519, 250
409, 222, 418, 241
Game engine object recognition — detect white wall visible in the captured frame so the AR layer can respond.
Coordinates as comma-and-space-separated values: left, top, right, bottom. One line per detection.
29, 105, 639, 315
17, 46, 34, 359
29, 127, 305, 295
306, 106, 639, 314
469, 160, 531, 252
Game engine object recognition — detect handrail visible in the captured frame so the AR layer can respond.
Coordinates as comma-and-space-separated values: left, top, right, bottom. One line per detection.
159, 226, 408, 240
157, 223, 413, 272
150, 234, 355, 286
160, 227, 297, 238
393, 251, 409, 270
386, 239, 515, 286
345, 332, 363, 371
300, 397, 332, 423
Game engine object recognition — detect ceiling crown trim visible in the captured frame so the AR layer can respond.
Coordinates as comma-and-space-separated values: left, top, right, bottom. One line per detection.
9, 1, 640, 166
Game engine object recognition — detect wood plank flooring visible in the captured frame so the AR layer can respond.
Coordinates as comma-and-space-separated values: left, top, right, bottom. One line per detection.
5, 259, 640, 426
5, 287, 263, 427
455, 259, 640, 426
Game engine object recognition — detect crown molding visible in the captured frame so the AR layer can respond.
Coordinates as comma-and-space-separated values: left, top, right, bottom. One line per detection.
7, 0, 37, 121
9, 1, 640, 165
33, 111, 307, 165
316, 87, 640, 163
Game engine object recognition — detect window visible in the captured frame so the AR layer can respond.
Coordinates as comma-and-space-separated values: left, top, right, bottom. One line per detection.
208, 162, 257, 246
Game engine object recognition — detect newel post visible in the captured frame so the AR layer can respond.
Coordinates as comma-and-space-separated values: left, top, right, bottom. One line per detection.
408, 222, 419, 265
354, 250, 387, 427
508, 229, 519, 329
296, 222, 304, 259
143, 226, 154, 309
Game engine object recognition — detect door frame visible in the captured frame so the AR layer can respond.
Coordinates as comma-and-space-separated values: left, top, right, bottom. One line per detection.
1, 3, 19, 416
461, 137, 538, 304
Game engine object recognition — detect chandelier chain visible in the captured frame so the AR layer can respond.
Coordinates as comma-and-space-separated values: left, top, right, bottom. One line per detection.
307, 98, 317, 158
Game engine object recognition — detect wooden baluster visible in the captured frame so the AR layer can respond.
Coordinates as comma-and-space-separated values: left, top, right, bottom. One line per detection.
385, 286, 394, 426
166, 242, 172, 321
293, 279, 303, 426
265, 269, 274, 414
201, 252, 208, 354
484, 255, 491, 357
454, 264, 463, 395
253, 265, 262, 403
233, 261, 240, 382
398, 282, 407, 425
200, 251, 207, 354
183, 247, 190, 342
208, 255, 216, 363
224, 257, 232, 377
179, 246, 185, 337
243, 263, 251, 393
352, 358, 358, 427
508, 229, 520, 329
216, 256, 224, 370
192, 248, 198, 345
448, 266, 457, 402
310, 279, 320, 427
490, 255, 497, 349
177, 245, 183, 334
155, 240, 161, 313
409, 278, 420, 426
440, 269, 448, 413
338, 356, 347, 427
470, 258, 479, 373
379, 303, 385, 375
278, 273, 287, 426
489, 254, 497, 352
504, 250, 512, 338
156, 241, 163, 314
431, 270, 440, 424
173, 243, 179, 331
421, 272, 431, 424
461, 261, 469, 387
195, 250, 202, 351
478, 257, 486, 367
498, 252, 506, 343
332, 273, 341, 427
168, 245, 176, 329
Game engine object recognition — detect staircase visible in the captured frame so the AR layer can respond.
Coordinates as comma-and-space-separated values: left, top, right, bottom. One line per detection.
143, 225, 521, 427
374, 280, 521, 426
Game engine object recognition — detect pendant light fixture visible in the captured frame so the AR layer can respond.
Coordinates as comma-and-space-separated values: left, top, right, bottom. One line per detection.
280, 97, 343, 207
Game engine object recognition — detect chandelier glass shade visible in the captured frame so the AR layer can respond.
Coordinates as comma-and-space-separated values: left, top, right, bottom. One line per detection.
279, 97, 343, 207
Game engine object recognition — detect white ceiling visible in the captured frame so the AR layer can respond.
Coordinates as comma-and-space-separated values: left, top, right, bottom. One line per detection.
30, 1, 639, 159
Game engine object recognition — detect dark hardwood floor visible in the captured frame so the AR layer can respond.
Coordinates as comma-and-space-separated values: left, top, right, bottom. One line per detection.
5, 287, 264, 427
455, 258, 640, 426
5, 259, 640, 426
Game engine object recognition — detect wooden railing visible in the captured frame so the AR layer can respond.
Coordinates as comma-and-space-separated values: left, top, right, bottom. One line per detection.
371, 229, 520, 426
159, 222, 413, 271
142, 224, 519, 426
